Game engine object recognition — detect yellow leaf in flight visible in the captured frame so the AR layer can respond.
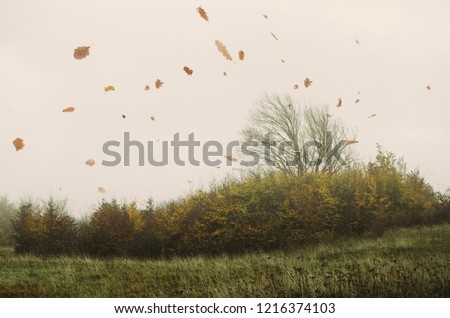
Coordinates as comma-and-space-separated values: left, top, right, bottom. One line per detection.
62, 107, 75, 112
85, 159, 95, 166
304, 78, 313, 88
13, 138, 24, 151
197, 7, 209, 21
155, 79, 163, 89
73, 46, 90, 60
104, 85, 115, 92
183, 66, 193, 75
215, 40, 233, 61
238, 50, 245, 61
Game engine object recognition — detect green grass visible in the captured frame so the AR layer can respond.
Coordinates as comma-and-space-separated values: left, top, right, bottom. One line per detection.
0, 224, 449, 297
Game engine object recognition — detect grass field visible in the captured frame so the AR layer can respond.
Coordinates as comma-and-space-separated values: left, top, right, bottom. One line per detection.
0, 224, 449, 297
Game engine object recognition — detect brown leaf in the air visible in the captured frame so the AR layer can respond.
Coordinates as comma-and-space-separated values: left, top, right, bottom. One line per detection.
85, 159, 95, 166
215, 40, 233, 61
355, 99, 360, 104
355, 39, 360, 46
368, 113, 377, 118
73, 46, 90, 60
263, 14, 268, 19
304, 78, 313, 88
183, 66, 193, 76
197, 6, 209, 21
62, 107, 75, 113
144, 85, 150, 91
337, 98, 342, 108
98, 187, 106, 193
345, 139, 359, 145
122, 114, 126, 119
293, 84, 299, 89
270, 32, 279, 41
150, 116, 155, 121
238, 50, 245, 61
224, 155, 237, 162
155, 79, 163, 89
281, 59, 286, 63
13, 138, 24, 151
223, 71, 227, 77
426, 85, 431, 90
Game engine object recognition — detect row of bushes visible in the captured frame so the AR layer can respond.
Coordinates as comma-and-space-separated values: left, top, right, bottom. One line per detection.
10, 148, 450, 257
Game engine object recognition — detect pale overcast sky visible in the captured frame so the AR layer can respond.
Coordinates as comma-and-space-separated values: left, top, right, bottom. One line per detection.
1, 0, 449, 215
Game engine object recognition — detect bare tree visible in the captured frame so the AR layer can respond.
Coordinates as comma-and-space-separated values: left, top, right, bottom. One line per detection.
241, 94, 356, 176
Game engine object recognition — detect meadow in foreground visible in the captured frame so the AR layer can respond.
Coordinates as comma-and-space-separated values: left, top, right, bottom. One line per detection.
0, 224, 448, 297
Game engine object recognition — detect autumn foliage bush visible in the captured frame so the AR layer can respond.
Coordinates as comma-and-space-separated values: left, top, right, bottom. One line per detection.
11, 147, 449, 258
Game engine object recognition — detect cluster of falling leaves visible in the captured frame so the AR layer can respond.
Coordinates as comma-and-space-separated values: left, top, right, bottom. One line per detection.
11, 6, 435, 192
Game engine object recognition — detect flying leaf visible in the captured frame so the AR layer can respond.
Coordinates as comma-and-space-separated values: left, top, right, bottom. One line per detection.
223, 71, 227, 77
263, 14, 268, 19
104, 85, 115, 92
281, 59, 286, 63
293, 84, 299, 89
337, 98, 342, 108
98, 187, 106, 193
345, 139, 359, 145
85, 159, 95, 167
368, 113, 377, 118
155, 79, 163, 89
183, 66, 193, 76
224, 155, 237, 162
215, 40, 233, 61
304, 78, 313, 88
355, 99, 360, 104
62, 107, 75, 113
197, 6, 209, 21
355, 39, 360, 46
122, 114, 126, 119
326, 113, 333, 118
144, 85, 150, 91
270, 32, 279, 41
426, 85, 431, 90
150, 116, 155, 121
73, 46, 90, 60
238, 50, 245, 61
13, 138, 24, 151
